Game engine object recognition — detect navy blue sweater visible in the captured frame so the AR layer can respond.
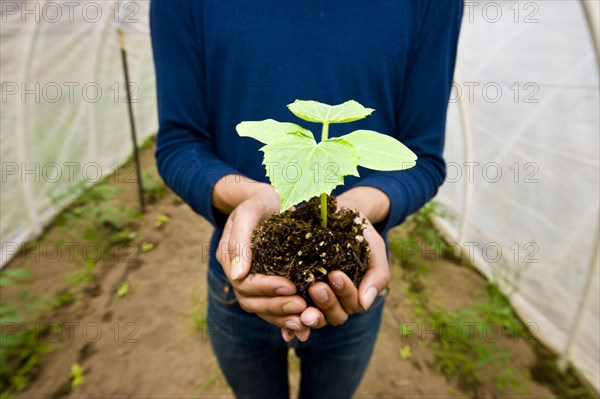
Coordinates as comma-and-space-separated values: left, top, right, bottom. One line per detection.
150, 0, 463, 273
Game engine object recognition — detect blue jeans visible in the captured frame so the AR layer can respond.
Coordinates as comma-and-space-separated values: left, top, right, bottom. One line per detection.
206, 266, 385, 399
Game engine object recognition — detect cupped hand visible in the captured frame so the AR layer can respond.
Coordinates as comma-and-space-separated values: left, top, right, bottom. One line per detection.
216, 186, 312, 342
299, 216, 391, 328
298, 187, 391, 329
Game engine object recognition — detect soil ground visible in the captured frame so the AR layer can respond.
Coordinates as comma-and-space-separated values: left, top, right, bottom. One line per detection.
0, 145, 587, 399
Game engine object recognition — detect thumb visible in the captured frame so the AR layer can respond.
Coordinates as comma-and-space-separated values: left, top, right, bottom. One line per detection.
228, 208, 259, 281
224, 187, 280, 281
230, 253, 250, 281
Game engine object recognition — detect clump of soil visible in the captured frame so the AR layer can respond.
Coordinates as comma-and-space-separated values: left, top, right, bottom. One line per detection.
251, 196, 370, 301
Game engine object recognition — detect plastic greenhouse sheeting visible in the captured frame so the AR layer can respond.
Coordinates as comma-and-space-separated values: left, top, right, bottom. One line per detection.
436, 0, 599, 391
0, 0, 598, 393
1, 1, 157, 265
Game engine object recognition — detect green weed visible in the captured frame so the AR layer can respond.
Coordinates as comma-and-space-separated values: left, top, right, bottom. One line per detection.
189, 287, 207, 334
0, 269, 49, 395
142, 168, 167, 203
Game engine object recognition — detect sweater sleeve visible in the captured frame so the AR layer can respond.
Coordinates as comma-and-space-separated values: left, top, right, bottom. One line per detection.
349, 0, 463, 234
150, 0, 238, 227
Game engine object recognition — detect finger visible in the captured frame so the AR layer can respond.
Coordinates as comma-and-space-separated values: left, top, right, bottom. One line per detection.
309, 282, 348, 326
281, 328, 295, 342
300, 307, 327, 329
280, 320, 311, 342
260, 314, 303, 331
358, 224, 390, 310
232, 273, 296, 297
328, 271, 362, 314
280, 316, 311, 342
238, 295, 307, 317
294, 327, 311, 342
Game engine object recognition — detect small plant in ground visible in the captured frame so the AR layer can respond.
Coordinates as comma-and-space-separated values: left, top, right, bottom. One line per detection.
70, 363, 84, 389
236, 100, 416, 298
116, 282, 130, 298
188, 287, 207, 334
431, 303, 519, 393
399, 323, 413, 338
48, 292, 75, 310
399, 345, 412, 360
530, 346, 596, 399
407, 201, 457, 261
67, 184, 135, 231
154, 214, 170, 229
142, 167, 168, 203
67, 259, 96, 286
141, 242, 155, 253
110, 230, 137, 245
0, 268, 49, 396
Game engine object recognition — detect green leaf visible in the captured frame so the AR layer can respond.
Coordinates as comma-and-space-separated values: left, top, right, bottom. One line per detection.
117, 282, 130, 298
0, 313, 22, 324
154, 214, 170, 229
261, 132, 359, 211
399, 323, 413, 337
236, 119, 313, 144
287, 100, 374, 124
70, 363, 85, 389
400, 345, 412, 360
341, 130, 417, 170
141, 242, 155, 253
3, 268, 31, 280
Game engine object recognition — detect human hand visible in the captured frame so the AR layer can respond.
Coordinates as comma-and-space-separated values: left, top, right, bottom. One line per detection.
216, 185, 312, 342
298, 217, 390, 328
297, 187, 391, 329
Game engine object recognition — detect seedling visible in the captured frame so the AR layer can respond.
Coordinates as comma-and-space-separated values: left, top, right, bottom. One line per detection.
70, 363, 84, 389
154, 214, 170, 229
141, 242, 155, 253
116, 282, 130, 298
236, 100, 417, 227
400, 345, 413, 360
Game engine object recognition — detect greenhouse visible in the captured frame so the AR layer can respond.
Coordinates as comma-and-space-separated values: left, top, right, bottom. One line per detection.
1, 1, 598, 397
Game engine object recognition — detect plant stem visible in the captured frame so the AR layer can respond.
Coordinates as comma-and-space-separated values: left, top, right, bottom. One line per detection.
321, 122, 329, 141
320, 123, 330, 228
320, 193, 327, 228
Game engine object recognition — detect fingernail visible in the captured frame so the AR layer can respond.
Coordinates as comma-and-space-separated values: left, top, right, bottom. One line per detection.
283, 302, 302, 314
362, 287, 378, 310
285, 321, 300, 331
330, 274, 344, 290
295, 329, 310, 342
230, 256, 243, 280
305, 316, 319, 327
275, 286, 295, 296
281, 328, 294, 342
313, 288, 328, 304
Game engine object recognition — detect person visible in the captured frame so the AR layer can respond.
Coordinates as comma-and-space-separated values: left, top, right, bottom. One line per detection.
150, 1, 462, 398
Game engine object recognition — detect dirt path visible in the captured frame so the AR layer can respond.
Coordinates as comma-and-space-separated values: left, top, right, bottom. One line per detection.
1, 147, 568, 398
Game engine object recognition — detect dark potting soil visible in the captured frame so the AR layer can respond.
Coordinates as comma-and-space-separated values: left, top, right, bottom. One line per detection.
251, 196, 370, 301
